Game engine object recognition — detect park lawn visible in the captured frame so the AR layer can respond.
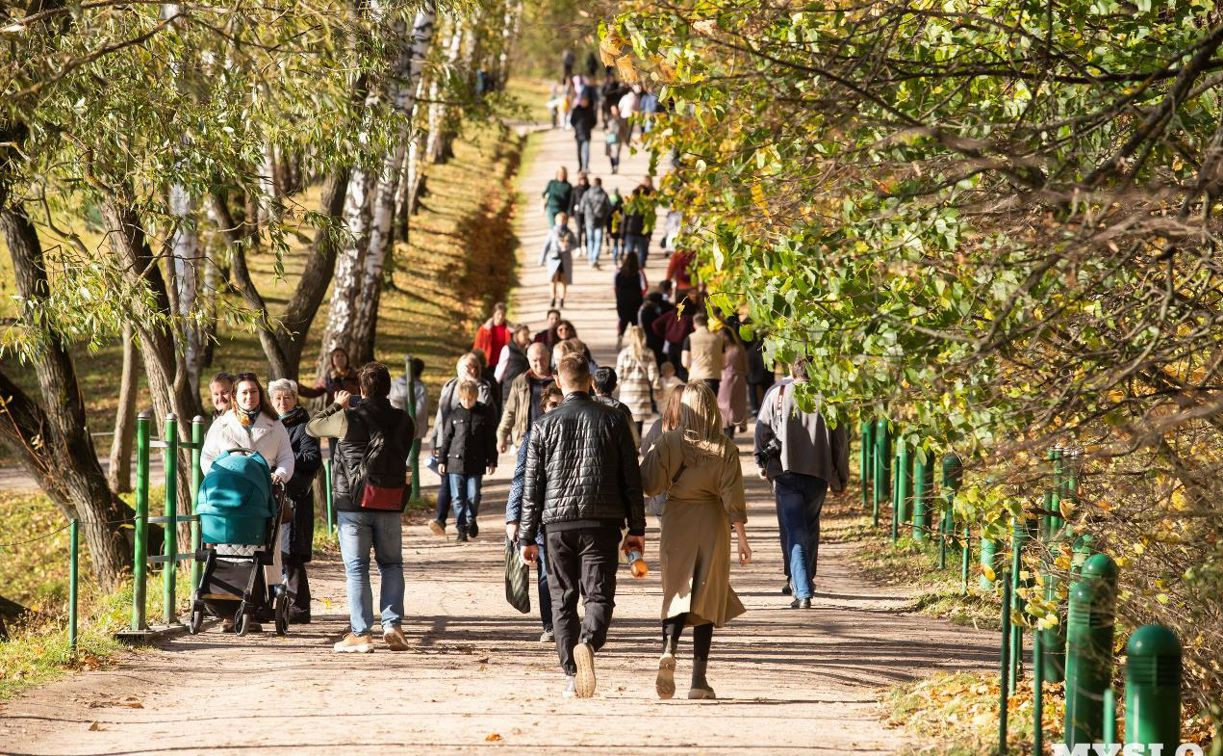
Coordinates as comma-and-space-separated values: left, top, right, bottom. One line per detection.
0, 117, 526, 698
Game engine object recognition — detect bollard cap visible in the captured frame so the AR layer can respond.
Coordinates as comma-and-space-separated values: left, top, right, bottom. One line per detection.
138, 410, 151, 420
1082, 553, 1118, 583
1126, 624, 1181, 659
192, 415, 205, 423
165, 411, 177, 420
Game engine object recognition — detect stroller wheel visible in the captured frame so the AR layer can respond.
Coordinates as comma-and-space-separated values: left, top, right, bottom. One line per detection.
236, 610, 252, 637
188, 605, 204, 635
274, 592, 289, 636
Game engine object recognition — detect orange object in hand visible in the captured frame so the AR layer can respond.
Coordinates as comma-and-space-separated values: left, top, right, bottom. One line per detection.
626, 550, 648, 579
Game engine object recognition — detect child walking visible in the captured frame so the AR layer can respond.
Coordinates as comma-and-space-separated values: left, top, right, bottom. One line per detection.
438, 380, 498, 542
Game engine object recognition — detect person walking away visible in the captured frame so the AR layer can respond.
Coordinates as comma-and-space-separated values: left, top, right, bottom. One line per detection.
664, 247, 696, 292
682, 313, 724, 395
570, 94, 597, 173
473, 302, 513, 372
562, 48, 575, 79
655, 362, 684, 414
605, 105, 629, 174
754, 361, 848, 608
307, 363, 415, 652
607, 186, 625, 264
497, 342, 555, 453
201, 372, 295, 632
576, 176, 612, 269
618, 83, 641, 140
743, 322, 775, 418
639, 88, 659, 134
431, 354, 496, 536
638, 290, 674, 366
269, 379, 322, 623
585, 50, 599, 79
495, 324, 532, 402
652, 293, 695, 378
592, 367, 640, 446
533, 308, 562, 347
599, 73, 621, 128
621, 187, 649, 268
717, 330, 748, 437
505, 384, 565, 642
641, 382, 751, 699
437, 380, 498, 542
520, 356, 646, 698
209, 372, 234, 420
662, 210, 683, 252
551, 329, 598, 374
540, 212, 577, 309
541, 167, 572, 229
568, 172, 591, 250
614, 252, 647, 347
615, 324, 659, 438
547, 79, 565, 129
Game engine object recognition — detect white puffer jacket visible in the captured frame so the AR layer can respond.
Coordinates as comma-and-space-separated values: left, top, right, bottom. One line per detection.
201, 410, 295, 483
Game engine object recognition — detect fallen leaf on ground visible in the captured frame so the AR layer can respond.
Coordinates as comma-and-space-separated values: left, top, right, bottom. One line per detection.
88, 722, 103, 731
485, 733, 503, 742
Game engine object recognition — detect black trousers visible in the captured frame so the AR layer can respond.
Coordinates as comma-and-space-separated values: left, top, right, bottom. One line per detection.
546, 526, 620, 675
282, 554, 311, 611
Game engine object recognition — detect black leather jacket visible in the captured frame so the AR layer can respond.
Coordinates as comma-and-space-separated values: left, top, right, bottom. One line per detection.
520, 392, 645, 541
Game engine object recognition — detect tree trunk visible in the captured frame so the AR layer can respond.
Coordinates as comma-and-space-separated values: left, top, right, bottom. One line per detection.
426, 22, 465, 166
348, 3, 438, 363
107, 322, 140, 494
168, 184, 204, 397
0, 206, 135, 588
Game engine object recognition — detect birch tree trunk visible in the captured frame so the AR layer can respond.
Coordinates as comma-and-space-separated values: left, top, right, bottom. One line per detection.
107, 322, 140, 494
326, 2, 437, 367
425, 22, 464, 166
168, 184, 203, 396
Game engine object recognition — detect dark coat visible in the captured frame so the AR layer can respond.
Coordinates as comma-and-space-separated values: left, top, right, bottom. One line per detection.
570, 104, 597, 141
615, 269, 645, 321
638, 296, 674, 356
520, 393, 646, 542
325, 398, 415, 512
280, 406, 321, 559
499, 341, 530, 402
438, 403, 498, 476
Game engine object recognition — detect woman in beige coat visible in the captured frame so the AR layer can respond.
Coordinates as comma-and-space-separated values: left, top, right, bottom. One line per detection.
641, 382, 752, 700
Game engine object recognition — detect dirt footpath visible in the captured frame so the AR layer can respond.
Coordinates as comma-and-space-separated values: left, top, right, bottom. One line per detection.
0, 124, 995, 755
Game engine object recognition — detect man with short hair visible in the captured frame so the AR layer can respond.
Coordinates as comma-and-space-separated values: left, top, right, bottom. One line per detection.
682, 313, 725, 395
570, 94, 598, 173
498, 342, 554, 453
521, 356, 646, 698
307, 362, 415, 652
533, 309, 562, 347
592, 366, 639, 446
575, 176, 612, 269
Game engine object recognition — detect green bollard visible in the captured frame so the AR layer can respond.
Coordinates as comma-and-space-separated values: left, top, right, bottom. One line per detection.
1009, 517, 1033, 692
131, 411, 151, 631
912, 444, 929, 542
323, 457, 334, 536
162, 413, 179, 626
999, 570, 1012, 754
190, 416, 204, 592
894, 436, 909, 544
873, 419, 890, 529
859, 419, 872, 510
1125, 624, 1182, 754
961, 524, 971, 594
980, 537, 998, 589
69, 518, 79, 651
1104, 686, 1117, 747
1033, 628, 1043, 755
940, 453, 963, 569
1064, 553, 1118, 750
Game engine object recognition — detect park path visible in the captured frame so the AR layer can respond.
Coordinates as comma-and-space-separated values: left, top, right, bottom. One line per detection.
0, 122, 996, 755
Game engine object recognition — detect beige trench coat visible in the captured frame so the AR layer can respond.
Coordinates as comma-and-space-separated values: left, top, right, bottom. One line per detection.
641, 430, 747, 627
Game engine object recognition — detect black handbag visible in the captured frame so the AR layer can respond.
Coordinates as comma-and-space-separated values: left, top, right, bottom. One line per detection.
504, 538, 531, 614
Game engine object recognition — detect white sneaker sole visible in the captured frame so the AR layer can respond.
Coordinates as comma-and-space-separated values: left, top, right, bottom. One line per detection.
333, 641, 375, 653
573, 642, 596, 698
656, 653, 676, 699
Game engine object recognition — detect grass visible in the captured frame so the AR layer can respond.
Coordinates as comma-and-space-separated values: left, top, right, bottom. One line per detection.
0, 110, 528, 699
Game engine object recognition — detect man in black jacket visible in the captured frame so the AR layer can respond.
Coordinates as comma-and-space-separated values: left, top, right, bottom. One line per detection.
307, 362, 415, 654
569, 93, 597, 173
521, 355, 646, 698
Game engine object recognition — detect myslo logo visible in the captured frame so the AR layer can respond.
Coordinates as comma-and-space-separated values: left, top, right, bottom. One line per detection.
1052, 745, 1204, 756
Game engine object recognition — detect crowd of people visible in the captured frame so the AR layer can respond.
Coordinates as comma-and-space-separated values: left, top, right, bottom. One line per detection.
188, 96, 848, 701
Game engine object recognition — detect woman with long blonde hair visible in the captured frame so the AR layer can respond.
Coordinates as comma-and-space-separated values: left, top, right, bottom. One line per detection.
615, 324, 659, 435
640, 382, 751, 700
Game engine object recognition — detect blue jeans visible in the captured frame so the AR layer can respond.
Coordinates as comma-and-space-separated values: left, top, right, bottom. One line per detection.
611, 234, 623, 265
773, 473, 828, 600
625, 233, 649, 268
449, 473, 483, 529
576, 138, 591, 172
585, 223, 604, 265
337, 510, 405, 634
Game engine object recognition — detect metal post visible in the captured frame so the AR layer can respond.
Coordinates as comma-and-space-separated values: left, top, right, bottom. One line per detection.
162, 413, 179, 626
894, 436, 909, 544
1125, 625, 1182, 753
131, 411, 151, 631
941, 453, 963, 571
323, 457, 334, 536
190, 416, 204, 590
999, 571, 1012, 755
912, 444, 929, 542
980, 537, 998, 589
1103, 687, 1117, 747
404, 354, 421, 503
961, 524, 971, 593
859, 419, 872, 509
1064, 553, 1118, 749
69, 518, 79, 651
1033, 627, 1043, 756
872, 418, 889, 529
1009, 517, 1027, 691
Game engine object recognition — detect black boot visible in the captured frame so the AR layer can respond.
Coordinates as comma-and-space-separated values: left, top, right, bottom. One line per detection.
688, 657, 715, 700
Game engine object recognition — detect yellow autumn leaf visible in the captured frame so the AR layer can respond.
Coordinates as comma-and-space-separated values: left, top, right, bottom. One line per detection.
982, 564, 996, 582
1156, 593, 1169, 605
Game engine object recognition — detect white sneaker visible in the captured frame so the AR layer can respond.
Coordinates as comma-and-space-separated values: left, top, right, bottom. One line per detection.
333, 633, 375, 653
573, 641, 596, 698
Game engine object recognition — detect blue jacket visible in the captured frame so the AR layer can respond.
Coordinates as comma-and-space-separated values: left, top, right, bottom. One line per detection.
504, 431, 546, 547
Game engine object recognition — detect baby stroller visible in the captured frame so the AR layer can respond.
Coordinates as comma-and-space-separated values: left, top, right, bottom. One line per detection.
188, 449, 290, 636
